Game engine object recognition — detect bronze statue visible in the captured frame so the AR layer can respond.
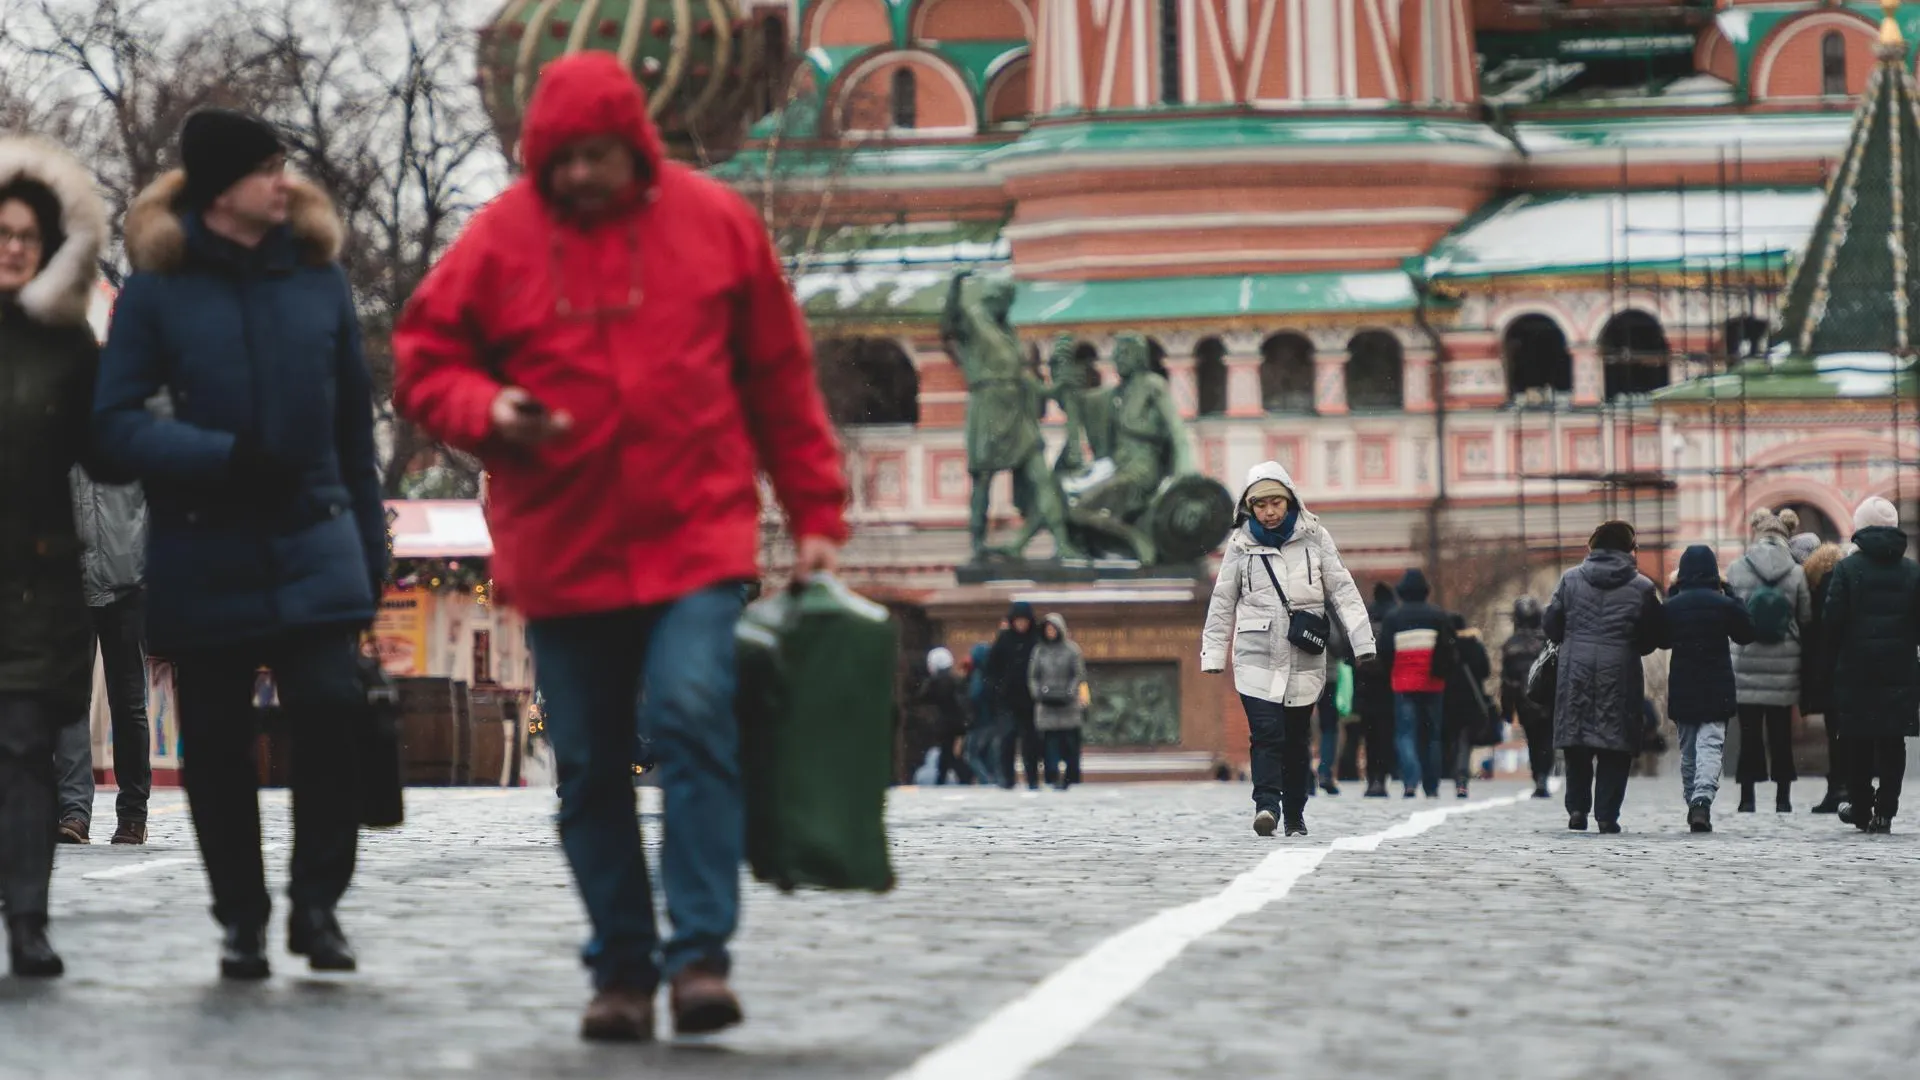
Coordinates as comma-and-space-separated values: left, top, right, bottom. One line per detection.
942, 272, 1084, 562
1066, 333, 1201, 564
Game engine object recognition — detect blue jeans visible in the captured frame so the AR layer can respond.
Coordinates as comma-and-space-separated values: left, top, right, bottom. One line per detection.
1316, 689, 1340, 784
1394, 692, 1445, 796
527, 584, 746, 991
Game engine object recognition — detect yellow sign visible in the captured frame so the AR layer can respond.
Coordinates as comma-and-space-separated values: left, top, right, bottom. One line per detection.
374, 587, 430, 676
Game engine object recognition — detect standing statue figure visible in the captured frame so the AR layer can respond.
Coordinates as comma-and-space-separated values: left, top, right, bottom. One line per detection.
942, 272, 1084, 562
1068, 333, 1204, 564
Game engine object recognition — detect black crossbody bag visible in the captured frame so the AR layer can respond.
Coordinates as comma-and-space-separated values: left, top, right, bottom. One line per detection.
1258, 553, 1331, 656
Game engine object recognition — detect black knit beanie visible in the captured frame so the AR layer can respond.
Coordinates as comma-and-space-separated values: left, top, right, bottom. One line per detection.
0, 179, 64, 270
179, 109, 284, 208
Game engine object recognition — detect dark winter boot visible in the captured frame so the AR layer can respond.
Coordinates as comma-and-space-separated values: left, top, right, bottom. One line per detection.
220, 923, 271, 981
1364, 780, 1388, 798
1455, 781, 1470, 799
7, 916, 63, 978
1319, 778, 1340, 796
1776, 783, 1792, 814
1597, 820, 1623, 835
1812, 783, 1846, 814
1284, 813, 1308, 837
1568, 812, 1588, 832
288, 907, 357, 972
1688, 803, 1713, 834
1532, 783, 1553, 799
1737, 783, 1756, 814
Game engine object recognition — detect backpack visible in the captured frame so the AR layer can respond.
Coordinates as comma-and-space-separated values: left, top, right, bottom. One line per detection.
1524, 641, 1558, 710
1741, 558, 1794, 645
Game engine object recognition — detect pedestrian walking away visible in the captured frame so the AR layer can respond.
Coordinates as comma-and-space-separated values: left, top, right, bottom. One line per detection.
1799, 540, 1848, 813
1378, 568, 1451, 798
0, 134, 114, 979
393, 53, 848, 1043
1314, 616, 1352, 795
1501, 596, 1554, 799
1545, 521, 1667, 834
1726, 509, 1812, 813
1357, 582, 1399, 796
1822, 497, 1919, 834
1443, 613, 1493, 799
965, 642, 1002, 786
95, 110, 389, 982
985, 602, 1045, 790
918, 648, 973, 786
1028, 614, 1087, 790
1663, 545, 1756, 834
1201, 462, 1376, 838
54, 467, 153, 846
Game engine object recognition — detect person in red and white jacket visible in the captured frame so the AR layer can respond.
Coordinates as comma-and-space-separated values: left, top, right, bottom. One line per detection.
392, 53, 847, 1044
1376, 569, 1455, 799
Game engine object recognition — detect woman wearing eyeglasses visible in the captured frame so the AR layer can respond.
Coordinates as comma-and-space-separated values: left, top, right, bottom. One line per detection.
0, 135, 112, 977
1201, 462, 1377, 838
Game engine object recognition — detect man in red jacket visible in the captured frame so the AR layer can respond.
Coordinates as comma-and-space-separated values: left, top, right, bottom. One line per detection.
393, 53, 847, 1042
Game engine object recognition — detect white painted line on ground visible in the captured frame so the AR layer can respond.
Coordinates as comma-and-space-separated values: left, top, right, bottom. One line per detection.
892, 789, 1535, 1080
81, 842, 285, 881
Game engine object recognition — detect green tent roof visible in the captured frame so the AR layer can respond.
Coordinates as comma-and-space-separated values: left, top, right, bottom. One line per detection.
1776, 39, 1920, 356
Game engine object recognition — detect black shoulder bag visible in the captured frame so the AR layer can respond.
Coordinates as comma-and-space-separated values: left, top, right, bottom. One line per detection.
1258, 554, 1331, 656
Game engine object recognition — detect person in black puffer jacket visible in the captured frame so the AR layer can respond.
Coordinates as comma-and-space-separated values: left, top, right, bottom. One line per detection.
984, 602, 1044, 790
1357, 582, 1399, 796
1823, 497, 1920, 833
1664, 545, 1755, 833
1501, 597, 1553, 799
1443, 614, 1492, 799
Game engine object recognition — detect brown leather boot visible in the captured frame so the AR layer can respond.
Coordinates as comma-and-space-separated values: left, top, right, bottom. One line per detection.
670, 961, 744, 1036
56, 817, 89, 845
580, 985, 655, 1042
111, 818, 147, 845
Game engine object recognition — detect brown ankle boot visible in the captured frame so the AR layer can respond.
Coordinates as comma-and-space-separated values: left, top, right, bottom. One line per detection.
670, 961, 743, 1036
580, 985, 655, 1042
56, 817, 89, 845
111, 818, 147, 845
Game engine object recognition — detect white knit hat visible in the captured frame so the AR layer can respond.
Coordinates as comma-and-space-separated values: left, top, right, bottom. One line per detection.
926, 647, 955, 675
1854, 496, 1900, 532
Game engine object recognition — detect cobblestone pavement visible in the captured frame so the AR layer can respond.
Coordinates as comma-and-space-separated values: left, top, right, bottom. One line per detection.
2, 777, 1913, 1079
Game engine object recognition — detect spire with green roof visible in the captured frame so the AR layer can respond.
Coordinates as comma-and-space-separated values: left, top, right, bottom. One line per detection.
1776, 0, 1920, 358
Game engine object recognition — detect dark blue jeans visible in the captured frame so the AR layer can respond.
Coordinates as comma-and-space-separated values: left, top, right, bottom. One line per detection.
1316, 689, 1340, 784
1394, 692, 1446, 796
528, 584, 746, 992
1242, 695, 1314, 817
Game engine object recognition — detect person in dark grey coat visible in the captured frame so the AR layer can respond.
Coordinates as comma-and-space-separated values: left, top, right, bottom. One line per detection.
1823, 497, 1920, 833
54, 469, 153, 846
1544, 521, 1667, 833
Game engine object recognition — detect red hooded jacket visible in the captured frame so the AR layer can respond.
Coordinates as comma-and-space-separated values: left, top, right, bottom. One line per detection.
392, 53, 848, 619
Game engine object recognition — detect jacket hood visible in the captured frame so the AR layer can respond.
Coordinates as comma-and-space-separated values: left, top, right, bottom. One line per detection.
1741, 536, 1796, 583
1803, 543, 1845, 594
1579, 548, 1641, 590
519, 51, 668, 202
1854, 525, 1909, 562
1396, 568, 1430, 602
1238, 461, 1305, 514
0, 136, 106, 327
1041, 612, 1071, 642
1007, 601, 1036, 624
1675, 545, 1721, 591
1511, 595, 1542, 628
124, 169, 342, 274
969, 643, 992, 667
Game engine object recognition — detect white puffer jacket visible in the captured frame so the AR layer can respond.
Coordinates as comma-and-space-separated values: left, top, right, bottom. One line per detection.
1201, 463, 1375, 705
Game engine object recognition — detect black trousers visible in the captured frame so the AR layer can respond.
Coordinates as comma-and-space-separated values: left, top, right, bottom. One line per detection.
0, 695, 58, 918
1243, 695, 1314, 816
1821, 717, 1846, 794
934, 731, 971, 785
999, 707, 1043, 790
1564, 746, 1632, 822
175, 629, 362, 929
54, 591, 153, 826
1845, 736, 1907, 819
1736, 704, 1797, 784
1520, 710, 1555, 787
1362, 706, 1397, 784
1042, 729, 1082, 787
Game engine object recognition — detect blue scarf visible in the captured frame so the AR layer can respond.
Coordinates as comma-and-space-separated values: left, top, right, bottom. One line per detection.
1249, 508, 1298, 549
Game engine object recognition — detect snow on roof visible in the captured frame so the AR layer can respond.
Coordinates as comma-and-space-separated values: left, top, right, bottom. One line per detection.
1423, 189, 1824, 279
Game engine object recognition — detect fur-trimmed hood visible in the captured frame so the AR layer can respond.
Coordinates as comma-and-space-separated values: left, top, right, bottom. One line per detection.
0, 135, 106, 327
123, 168, 342, 274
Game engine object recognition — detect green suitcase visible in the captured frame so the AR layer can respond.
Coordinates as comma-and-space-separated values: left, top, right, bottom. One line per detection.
735, 577, 898, 893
